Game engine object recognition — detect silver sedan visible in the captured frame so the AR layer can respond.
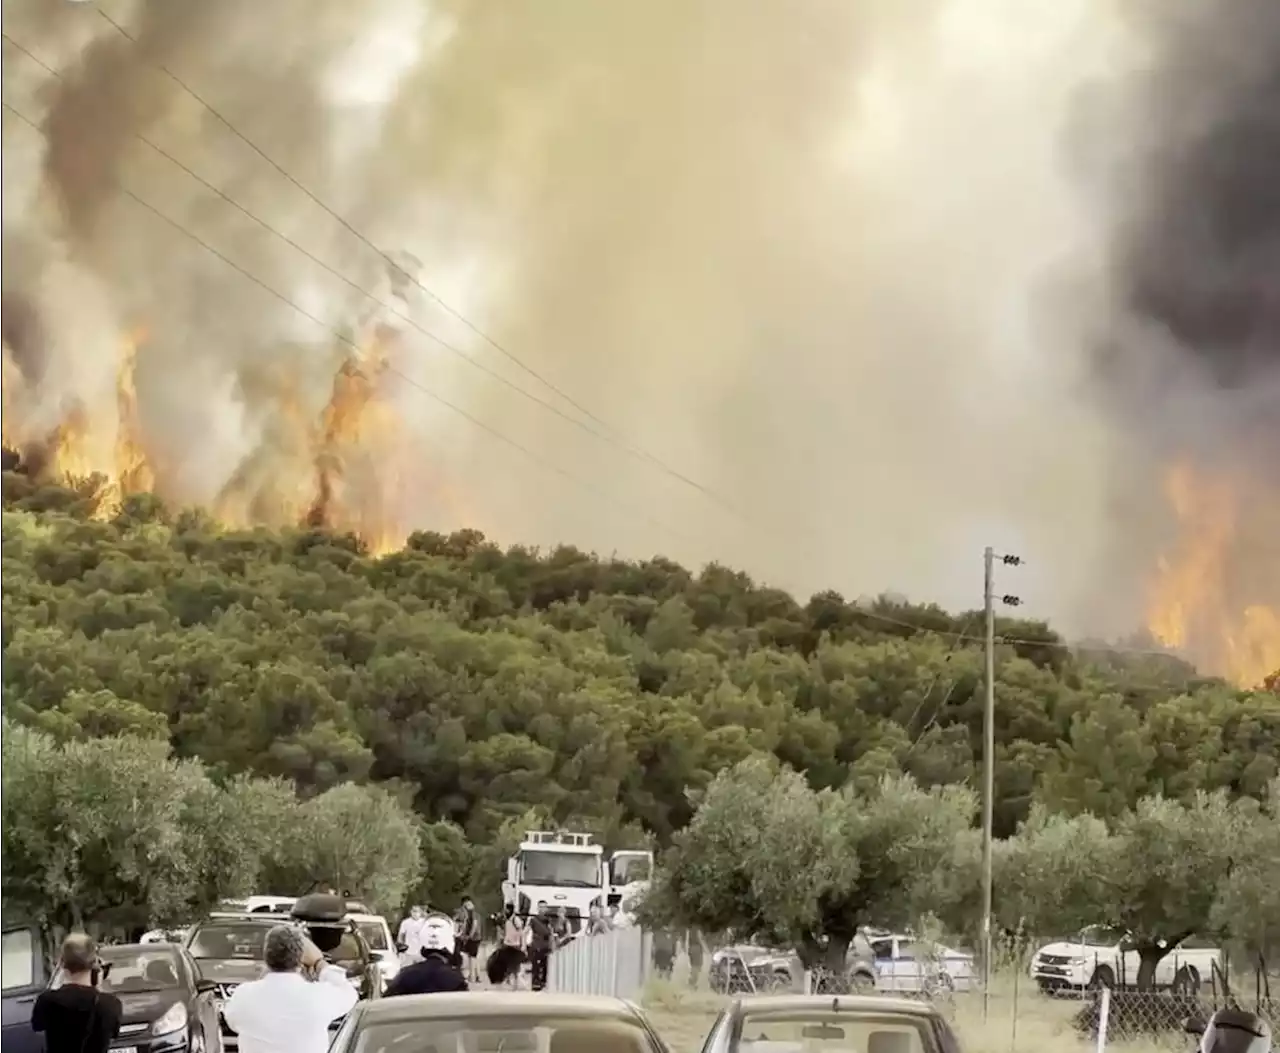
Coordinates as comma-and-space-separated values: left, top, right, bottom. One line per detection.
327, 992, 674, 1053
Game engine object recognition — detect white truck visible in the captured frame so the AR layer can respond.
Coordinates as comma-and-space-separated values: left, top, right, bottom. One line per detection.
1031, 926, 1221, 995
503, 831, 606, 933
605, 849, 654, 918
501, 832, 655, 934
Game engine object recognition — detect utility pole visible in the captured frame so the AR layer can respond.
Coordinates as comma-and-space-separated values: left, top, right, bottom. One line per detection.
981, 546, 1021, 1018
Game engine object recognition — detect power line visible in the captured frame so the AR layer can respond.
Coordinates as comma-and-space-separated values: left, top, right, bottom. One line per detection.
0, 98, 703, 547
84, 9, 744, 520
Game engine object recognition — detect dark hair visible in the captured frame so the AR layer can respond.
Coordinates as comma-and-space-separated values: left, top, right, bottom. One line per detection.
264, 926, 305, 972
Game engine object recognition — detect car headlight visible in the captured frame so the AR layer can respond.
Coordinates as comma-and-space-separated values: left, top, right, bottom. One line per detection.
153, 1002, 188, 1035
1068, 956, 1088, 966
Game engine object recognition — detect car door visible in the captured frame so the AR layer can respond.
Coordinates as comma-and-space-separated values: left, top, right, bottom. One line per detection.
697, 1009, 733, 1053
182, 950, 221, 1053
1, 925, 47, 1053
870, 937, 914, 992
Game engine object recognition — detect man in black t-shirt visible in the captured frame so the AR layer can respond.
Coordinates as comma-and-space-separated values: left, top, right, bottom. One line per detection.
32, 934, 123, 1053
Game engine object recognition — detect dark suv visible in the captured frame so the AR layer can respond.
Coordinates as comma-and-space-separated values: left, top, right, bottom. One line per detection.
185, 899, 379, 1049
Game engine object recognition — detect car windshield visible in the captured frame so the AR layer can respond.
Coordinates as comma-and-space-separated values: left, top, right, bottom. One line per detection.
188, 923, 270, 960
519, 851, 600, 888
56, 948, 183, 994
732, 1011, 937, 1053
1079, 926, 1127, 947
345, 1014, 655, 1053
357, 922, 390, 951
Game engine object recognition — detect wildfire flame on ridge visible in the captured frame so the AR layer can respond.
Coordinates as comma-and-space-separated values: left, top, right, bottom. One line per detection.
2, 323, 413, 553
1147, 461, 1280, 689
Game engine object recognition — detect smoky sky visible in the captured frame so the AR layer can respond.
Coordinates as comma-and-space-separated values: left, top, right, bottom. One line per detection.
0, 0, 1273, 652
1089, 0, 1280, 461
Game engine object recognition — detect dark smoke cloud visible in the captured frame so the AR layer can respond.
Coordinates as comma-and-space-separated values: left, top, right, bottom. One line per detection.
1093, 0, 1280, 457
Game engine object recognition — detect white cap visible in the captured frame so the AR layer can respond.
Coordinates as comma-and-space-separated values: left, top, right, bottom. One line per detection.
420, 915, 456, 956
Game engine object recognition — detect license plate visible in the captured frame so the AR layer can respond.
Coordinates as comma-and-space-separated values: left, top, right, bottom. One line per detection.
115, 1047, 138, 1053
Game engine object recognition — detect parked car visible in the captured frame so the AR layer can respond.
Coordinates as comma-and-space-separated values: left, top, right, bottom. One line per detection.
867, 934, 976, 995
698, 993, 964, 1053
184, 900, 379, 1050
1030, 926, 1220, 995
708, 935, 877, 994
328, 992, 673, 1053
49, 943, 223, 1053
348, 913, 399, 991
2, 923, 49, 1053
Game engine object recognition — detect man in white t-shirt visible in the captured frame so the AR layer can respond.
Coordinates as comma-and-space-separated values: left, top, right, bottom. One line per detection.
397, 906, 427, 964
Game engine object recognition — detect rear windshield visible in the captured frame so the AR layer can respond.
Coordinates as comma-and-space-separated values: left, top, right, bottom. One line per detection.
733, 1012, 936, 1053
188, 924, 270, 960
349, 1014, 657, 1053
357, 922, 390, 951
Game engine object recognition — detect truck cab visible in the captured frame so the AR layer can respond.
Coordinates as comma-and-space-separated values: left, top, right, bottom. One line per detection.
1, 923, 48, 1053
605, 849, 654, 913
502, 831, 605, 933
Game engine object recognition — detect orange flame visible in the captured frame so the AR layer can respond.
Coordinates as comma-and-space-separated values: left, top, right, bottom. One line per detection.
1147, 461, 1280, 688
114, 328, 155, 498
6, 322, 454, 555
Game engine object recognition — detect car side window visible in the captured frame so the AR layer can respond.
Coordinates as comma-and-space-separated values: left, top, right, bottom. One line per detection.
871, 939, 895, 962
2, 929, 36, 990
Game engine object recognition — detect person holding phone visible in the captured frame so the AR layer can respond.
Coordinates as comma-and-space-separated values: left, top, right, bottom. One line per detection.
32, 934, 123, 1053
222, 925, 358, 1053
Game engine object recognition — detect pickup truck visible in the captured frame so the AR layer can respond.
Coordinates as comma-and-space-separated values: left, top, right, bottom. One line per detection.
1, 923, 48, 1053
1031, 926, 1221, 995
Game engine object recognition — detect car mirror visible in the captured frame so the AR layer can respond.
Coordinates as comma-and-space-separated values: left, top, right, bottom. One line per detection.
800, 1026, 844, 1040
196, 979, 218, 995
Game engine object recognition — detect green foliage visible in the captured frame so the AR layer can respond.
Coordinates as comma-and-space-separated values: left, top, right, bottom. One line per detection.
3, 475, 1280, 944
0, 721, 421, 931
653, 757, 975, 964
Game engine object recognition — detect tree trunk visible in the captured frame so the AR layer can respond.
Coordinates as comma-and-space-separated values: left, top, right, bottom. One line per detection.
1136, 945, 1168, 991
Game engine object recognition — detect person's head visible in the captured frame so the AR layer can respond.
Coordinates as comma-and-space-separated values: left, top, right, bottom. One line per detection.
1200, 1008, 1271, 1053
59, 934, 98, 980
462, 898, 474, 911
504, 903, 515, 918
264, 925, 306, 973
589, 905, 601, 919
537, 901, 548, 916
556, 906, 567, 918
409, 906, 424, 920
419, 915, 456, 961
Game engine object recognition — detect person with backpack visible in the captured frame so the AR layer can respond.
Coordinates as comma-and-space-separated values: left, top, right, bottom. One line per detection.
32, 935, 123, 1053
384, 915, 468, 996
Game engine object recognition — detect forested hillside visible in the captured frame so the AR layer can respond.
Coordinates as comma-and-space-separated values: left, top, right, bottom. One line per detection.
4, 469, 1278, 853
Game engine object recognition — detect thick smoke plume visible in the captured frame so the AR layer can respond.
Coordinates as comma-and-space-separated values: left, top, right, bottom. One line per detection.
7, 0, 1271, 676
1071, 0, 1280, 678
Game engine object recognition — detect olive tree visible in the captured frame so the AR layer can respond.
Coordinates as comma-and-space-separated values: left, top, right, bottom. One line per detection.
1211, 782, 1280, 959
999, 791, 1246, 989
272, 782, 422, 912
0, 723, 247, 934
651, 756, 976, 971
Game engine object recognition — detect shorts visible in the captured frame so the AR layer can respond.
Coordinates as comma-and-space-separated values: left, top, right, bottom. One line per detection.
461, 938, 481, 957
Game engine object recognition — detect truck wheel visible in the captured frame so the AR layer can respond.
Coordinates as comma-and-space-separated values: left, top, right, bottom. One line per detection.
1087, 965, 1115, 991
1172, 966, 1201, 994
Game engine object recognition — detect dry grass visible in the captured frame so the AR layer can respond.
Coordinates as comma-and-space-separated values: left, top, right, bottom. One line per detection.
640, 976, 1187, 1053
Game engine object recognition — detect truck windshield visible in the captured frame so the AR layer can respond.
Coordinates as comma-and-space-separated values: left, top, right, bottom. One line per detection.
519, 850, 600, 887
